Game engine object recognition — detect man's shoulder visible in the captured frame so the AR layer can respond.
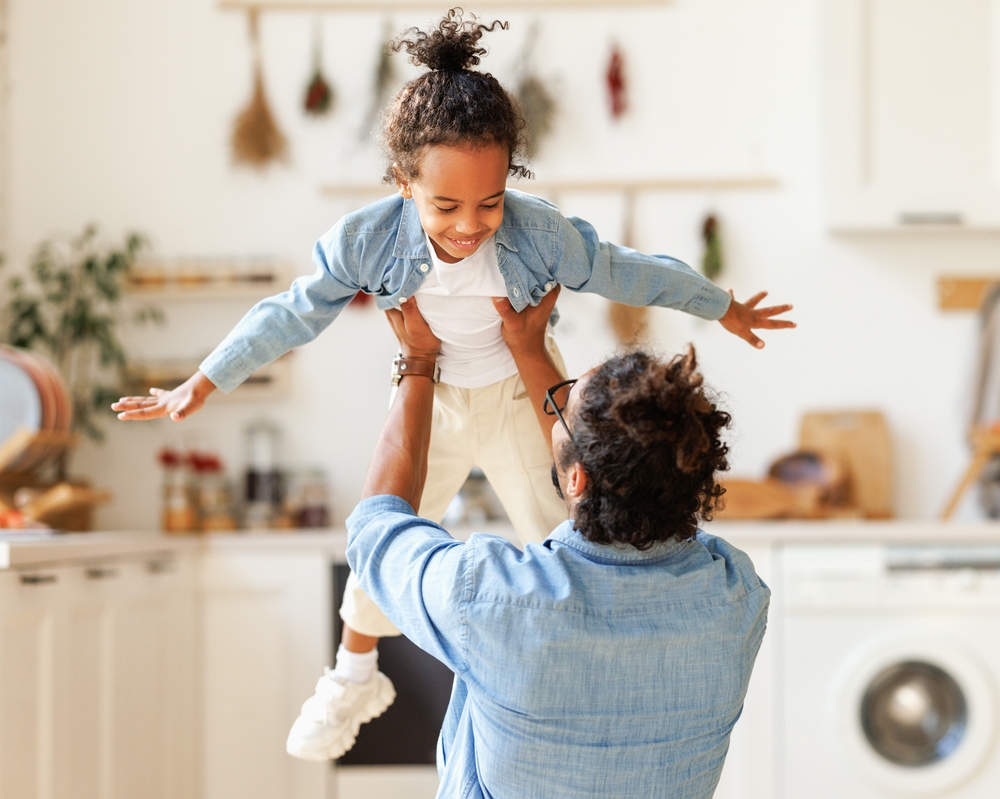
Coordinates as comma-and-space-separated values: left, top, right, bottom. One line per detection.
696, 530, 770, 596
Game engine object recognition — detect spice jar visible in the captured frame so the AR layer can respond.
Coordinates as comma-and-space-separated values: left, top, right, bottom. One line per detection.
192, 452, 236, 532
159, 448, 197, 534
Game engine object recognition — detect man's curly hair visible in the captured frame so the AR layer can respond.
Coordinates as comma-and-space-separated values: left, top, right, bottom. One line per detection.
377, 8, 531, 183
560, 348, 731, 548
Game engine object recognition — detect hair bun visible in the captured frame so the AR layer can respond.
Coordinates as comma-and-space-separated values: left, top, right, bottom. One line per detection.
392, 8, 508, 72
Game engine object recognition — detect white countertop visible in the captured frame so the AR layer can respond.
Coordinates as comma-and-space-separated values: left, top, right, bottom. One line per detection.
4, 520, 1000, 569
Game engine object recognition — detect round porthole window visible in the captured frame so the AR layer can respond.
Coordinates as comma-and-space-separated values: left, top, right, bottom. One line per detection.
860, 661, 968, 767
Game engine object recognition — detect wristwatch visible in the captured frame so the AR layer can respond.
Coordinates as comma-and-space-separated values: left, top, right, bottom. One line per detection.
391, 354, 440, 386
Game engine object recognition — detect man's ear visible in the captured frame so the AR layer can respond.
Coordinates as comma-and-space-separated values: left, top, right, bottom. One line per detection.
564, 462, 589, 501
393, 165, 413, 199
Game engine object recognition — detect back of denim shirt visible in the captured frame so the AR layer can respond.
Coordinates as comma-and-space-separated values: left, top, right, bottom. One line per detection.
347, 497, 770, 799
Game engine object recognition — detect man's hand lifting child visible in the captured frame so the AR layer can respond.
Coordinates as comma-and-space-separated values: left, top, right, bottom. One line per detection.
112, 371, 217, 422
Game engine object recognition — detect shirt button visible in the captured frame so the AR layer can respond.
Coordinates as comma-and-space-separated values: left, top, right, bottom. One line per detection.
399, 296, 407, 303
420, 263, 429, 273
545, 282, 555, 291
512, 288, 520, 297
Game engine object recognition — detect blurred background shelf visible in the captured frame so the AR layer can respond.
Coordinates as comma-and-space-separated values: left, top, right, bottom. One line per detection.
127, 259, 289, 302
320, 176, 781, 198
220, 0, 672, 11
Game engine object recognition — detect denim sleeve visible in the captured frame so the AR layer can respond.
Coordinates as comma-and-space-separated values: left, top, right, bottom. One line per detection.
552, 214, 732, 321
347, 495, 469, 673
199, 222, 360, 393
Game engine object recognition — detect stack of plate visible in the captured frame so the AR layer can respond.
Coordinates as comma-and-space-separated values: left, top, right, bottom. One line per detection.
0, 346, 74, 471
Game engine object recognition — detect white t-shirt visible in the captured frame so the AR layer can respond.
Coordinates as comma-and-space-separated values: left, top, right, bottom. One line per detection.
414, 234, 519, 388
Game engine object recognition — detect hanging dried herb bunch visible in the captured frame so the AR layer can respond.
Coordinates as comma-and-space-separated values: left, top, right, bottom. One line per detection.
514, 23, 556, 158
701, 214, 724, 281
606, 44, 627, 120
232, 9, 288, 166
303, 21, 334, 116
359, 21, 398, 140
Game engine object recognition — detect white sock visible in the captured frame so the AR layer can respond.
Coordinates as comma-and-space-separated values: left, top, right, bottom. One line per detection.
332, 644, 378, 684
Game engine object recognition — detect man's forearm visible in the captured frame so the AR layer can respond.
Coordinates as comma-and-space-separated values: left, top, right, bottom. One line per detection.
360, 375, 435, 507
509, 342, 563, 449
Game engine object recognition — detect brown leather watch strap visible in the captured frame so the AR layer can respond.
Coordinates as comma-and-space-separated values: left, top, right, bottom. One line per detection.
392, 356, 440, 385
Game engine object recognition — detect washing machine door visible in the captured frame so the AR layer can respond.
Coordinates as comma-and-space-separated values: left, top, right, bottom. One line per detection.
832, 635, 997, 795
861, 660, 968, 767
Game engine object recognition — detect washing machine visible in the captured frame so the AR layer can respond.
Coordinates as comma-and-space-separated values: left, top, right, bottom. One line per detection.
779, 543, 1000, 798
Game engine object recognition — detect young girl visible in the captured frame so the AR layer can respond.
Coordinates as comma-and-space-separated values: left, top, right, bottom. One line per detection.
113, 9, 792, 762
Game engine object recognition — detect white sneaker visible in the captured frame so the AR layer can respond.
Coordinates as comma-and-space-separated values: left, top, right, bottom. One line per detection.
286, 668, 396, 761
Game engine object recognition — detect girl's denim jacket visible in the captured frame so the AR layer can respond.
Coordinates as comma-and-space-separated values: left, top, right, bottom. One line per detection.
200, 189, 731, 393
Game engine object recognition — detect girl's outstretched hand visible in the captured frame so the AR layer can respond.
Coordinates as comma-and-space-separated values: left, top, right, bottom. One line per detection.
718, 290, 795, 349
384, 297, 441, 360
112, 371, 216, 422
493, 284, 561, 355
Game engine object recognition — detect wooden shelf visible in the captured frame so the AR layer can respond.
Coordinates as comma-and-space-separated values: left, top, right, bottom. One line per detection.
132, 353, 294, 402
126, 259, 288, 302
320, 176, 780, 198
220, 0, 671, 11
937, 276, 999, 311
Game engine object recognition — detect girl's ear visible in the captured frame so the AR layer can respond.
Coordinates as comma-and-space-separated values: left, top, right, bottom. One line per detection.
393, 165, 413, 199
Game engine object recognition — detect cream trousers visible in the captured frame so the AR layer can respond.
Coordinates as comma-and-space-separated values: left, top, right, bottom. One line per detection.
340, 339, 568, 638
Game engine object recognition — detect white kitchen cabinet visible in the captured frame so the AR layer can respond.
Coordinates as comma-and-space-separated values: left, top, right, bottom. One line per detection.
198, 550, 333, 799
826, 0, 1000, 229
0, 554, 197, 799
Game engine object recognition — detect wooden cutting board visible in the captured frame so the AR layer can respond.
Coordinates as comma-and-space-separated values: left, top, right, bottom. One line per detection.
799, 410, 894, 518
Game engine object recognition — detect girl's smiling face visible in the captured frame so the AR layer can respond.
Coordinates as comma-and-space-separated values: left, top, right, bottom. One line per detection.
395, 143, 509, 264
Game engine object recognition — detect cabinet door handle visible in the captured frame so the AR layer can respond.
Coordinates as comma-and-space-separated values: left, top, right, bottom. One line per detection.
147, 559, 175, 574
20, 573, 57, 586
85, 567, 118, 580
899, 212, 963, 226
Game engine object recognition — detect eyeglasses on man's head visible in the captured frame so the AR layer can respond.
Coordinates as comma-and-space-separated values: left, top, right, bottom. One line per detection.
544, 378, 579, 452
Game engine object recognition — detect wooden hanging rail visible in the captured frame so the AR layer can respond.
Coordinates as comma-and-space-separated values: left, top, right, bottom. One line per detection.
320, 176, 780, 197
937, 276, 1000, 311
220, 0, 671, 11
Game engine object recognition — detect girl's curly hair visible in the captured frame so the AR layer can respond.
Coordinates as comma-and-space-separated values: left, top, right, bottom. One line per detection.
561, 348, 731, 548
378, 8, 531, 183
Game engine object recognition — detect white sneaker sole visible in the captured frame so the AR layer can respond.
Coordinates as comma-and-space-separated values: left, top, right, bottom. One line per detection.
286, 672, 396, 762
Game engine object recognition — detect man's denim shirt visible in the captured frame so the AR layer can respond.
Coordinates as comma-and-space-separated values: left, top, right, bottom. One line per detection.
347, 495, 770, 799
200, 190, 732, 392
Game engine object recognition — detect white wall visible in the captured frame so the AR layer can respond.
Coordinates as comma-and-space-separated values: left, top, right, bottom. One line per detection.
3, 0, 990, 528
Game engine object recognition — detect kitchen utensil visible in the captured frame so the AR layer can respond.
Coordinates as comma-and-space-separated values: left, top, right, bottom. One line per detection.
715, 478, 800, 520
799, 410, 894, 518
768, 450, 850, 509
941, 424, 1000, 519
0, 358, 42, 451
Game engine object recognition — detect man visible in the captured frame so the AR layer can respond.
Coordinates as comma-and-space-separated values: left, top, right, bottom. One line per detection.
346, 288, 770, 798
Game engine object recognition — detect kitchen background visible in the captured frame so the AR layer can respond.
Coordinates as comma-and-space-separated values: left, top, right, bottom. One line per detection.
1, 0, 993, 528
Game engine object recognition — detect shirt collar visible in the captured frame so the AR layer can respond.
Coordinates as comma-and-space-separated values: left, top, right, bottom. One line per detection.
545, 520, 692, 564
392, 198, 432, 260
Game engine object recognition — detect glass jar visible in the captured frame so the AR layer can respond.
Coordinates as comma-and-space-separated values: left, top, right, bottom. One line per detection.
159, 448, 197, 534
